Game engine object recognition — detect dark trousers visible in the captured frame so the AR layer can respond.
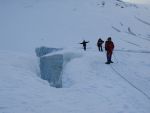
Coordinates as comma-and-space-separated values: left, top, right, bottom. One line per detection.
98, 46, 103, 51
83, 46, 86, 51
107, 52, 112, 62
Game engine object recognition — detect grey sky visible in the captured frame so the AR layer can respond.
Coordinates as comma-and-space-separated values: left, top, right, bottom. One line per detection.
124, 0, 150, 4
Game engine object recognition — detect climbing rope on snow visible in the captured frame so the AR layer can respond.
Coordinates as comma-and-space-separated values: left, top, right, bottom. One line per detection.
110, 65, 150, 101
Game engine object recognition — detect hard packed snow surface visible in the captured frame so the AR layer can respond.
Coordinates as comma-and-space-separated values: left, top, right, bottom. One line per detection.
0, 0, 150, 113
1, 49, 150, 113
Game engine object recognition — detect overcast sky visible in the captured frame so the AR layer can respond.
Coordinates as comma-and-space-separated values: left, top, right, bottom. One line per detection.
124, 0, 150, 4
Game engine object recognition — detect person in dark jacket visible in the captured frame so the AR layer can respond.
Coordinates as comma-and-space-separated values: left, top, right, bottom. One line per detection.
97, 38, 104, 51
105, 37, 114, 64
80, 40, 89, 51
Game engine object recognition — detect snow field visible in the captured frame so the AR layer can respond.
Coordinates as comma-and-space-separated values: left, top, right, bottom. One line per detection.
0, 0, 150, 113
1, 47, 150, 113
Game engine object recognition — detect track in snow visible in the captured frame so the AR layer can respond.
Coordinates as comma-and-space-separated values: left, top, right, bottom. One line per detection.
135, 16, 150, 26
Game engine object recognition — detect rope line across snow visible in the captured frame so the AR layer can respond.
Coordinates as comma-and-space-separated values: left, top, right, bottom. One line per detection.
110, 65, 150, 101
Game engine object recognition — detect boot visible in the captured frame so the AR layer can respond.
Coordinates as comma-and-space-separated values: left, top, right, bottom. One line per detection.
105, 62, 110, 64
110, 61, 113, 63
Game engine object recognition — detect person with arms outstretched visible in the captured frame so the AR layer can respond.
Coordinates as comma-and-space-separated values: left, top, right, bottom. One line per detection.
80, 40, 89, 51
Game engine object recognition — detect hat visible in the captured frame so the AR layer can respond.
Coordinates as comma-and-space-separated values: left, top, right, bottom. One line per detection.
108, 37, 111, 40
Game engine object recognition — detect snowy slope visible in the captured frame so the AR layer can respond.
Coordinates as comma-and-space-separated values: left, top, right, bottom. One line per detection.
0, 0, 150, 53
0, 0, 150, 113
1, 49, 150, 113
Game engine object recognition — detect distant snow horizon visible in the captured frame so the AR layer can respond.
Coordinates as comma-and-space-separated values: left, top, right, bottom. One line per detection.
124, 0, 150, 4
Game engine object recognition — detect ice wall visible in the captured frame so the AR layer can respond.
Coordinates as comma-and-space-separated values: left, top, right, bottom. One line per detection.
40, 54, 63, 88
35, 47, 63, 88
36, 47, 82, 88
35, 46, 62, 57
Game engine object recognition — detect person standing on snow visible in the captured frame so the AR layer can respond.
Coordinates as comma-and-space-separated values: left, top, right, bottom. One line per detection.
105, 37, 114, 64
80, 40, 89, 51
97, 38, 104, 51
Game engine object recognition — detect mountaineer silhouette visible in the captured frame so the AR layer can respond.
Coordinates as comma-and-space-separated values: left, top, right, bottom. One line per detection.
80, 40, 89, 51
105, 37, 114, 64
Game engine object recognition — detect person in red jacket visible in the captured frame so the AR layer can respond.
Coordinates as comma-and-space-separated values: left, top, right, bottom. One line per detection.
105, 37, 114, 64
